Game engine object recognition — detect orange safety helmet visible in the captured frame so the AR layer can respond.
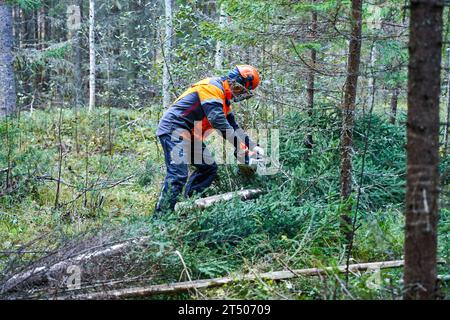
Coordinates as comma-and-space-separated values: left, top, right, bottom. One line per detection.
236, 65, 260, 90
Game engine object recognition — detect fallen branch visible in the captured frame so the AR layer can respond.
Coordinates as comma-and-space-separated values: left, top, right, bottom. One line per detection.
1, 189, 262, 294
175, 189, 263, 211
1, 236, 150, 294
62, 260, 405, 300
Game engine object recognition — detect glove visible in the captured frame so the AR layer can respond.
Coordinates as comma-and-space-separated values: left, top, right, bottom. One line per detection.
252, 146, 264, 157
247, 146, 264, 169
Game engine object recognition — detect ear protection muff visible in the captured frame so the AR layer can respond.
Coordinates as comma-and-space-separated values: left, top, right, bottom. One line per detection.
244, 75, 254, 89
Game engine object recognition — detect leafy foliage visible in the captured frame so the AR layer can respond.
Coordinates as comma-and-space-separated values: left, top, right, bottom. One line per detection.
6, 0, 41, 10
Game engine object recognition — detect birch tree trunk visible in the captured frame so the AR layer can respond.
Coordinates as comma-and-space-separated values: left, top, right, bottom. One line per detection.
88, 0, 96, 112
214, 3, 226, 71
404, 0, 443, 300
162, 0, 173, 110
0, 1, 16, 117
444, 46, 450, 155
367, 45, 377, 114
339, 0, 363, 241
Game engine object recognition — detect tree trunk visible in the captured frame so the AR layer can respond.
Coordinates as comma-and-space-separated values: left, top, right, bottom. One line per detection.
162, 0, 173, 110
34, 9, 39, 45
367, 45, 377, 114
23, 8, 35, 46
305, 1, 317, 150
68, 1, 83, 108
64, 260, 405, 300
40, 1, 51, 93
404, 0, 443, 300
339, 0, 363, 241
0, 1, 16, 117
11, 6, 16, 45
214, 3, 225, 71
88, 0, 95, 112
444, 36, 450, 155
389, 87, 399, 125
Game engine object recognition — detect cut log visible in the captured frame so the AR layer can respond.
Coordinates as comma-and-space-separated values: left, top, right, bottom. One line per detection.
62, 260, 405, 300
175, 188, 263, 211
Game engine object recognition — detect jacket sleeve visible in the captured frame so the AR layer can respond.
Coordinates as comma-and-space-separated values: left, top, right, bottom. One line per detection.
226, 112, 257, 151
204, 103, 234, 132
198, 85, 255, 164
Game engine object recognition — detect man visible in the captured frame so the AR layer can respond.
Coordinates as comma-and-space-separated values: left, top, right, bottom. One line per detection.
155, 65, 264, 213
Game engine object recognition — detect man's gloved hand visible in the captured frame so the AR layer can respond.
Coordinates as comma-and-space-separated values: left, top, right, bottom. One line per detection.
252, 146, 265, 157
248, 146, 266, 170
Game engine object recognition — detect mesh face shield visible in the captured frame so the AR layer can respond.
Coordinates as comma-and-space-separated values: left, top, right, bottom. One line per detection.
230, 80, 254, 102
226, 66, 257, 102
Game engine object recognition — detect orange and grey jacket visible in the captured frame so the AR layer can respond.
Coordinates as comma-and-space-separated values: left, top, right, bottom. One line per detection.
156, 77, 256, 152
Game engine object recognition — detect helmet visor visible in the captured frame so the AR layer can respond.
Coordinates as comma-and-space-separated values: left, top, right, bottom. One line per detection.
231, 81, 254, 102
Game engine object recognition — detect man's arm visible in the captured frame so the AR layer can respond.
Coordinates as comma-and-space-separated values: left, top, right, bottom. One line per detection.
226, 112, 257, 151
201, 102, 252, 163
198, 84, 260, 163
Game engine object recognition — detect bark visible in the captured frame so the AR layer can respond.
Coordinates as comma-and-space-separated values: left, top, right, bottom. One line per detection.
175, 189, 263, 211
20, 8, 25, 47
11, 6, 16, 44
367, 45, 377, 114
63, 260, 405, 299
0, 236, 151, 294
88, 0, 95, 112
214, 3, 226, 70
37, 8, 43, 49
0, 1, 16, 117
73, 24, 83, 107
162, 0, 173, 110
23, 8, 35, 45
339, 0, 363, 241
68, 1, 83, 108
18, 8, 31, 106
389, 87, 399, 125
305, 1, 318, 150
33, 9, 39, 44
43, 1, 51, 44
37, 5, 48, 92
444, 41, 450, 155
404, 0, 443, 300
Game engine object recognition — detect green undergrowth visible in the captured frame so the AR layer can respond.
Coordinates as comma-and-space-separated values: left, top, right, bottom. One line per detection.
0, 106, 448, 299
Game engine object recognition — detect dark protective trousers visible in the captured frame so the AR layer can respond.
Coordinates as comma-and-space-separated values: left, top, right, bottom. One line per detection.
155, 134, 218, 212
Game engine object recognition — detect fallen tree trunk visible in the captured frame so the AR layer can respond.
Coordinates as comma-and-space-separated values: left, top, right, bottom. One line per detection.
62, 260, 405, 300
2, 190, 262, 294
1, 236, 150, 294
175, 188, 263, 211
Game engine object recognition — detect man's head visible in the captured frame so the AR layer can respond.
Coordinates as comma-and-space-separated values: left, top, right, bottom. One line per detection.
226, 65, 260, 102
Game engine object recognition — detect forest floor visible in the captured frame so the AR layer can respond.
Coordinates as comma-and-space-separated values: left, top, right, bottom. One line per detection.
0, 106, 448, 299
